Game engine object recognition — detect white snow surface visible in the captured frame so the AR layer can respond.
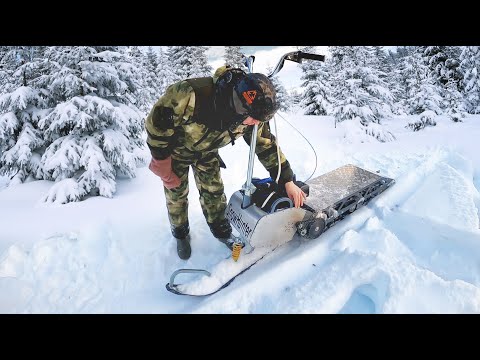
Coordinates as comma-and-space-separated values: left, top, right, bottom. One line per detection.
1, 111, 480, 313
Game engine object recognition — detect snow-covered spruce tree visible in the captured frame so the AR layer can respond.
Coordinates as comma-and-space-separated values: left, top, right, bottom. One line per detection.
0, 46, 51, 185
396, 46, 411, 58
192, 46, 213, 77
372, 46, 393, 78
124, 46, 164, 114
266, 66, 290, 112
143, 47, 166, 110
402, 47, 443, 131
299, 46, 332, 115
145, 46, 158, 70
422, 46, 466, 122
167, 46, 212, 81
37, 46, 146, 204
390, 47, 413, 115
393, 47, 418, 113
387, 48, 399, 66
166, 46, 213, 81
442, 47, 466, 122
166, 46, 195, 81
460, 46, 480, 114
125, 46, 154, 114
156, 47, 176, 93
224, 46, 246, 71
0, 46, 10, 94
329, 46, 395, 142
0, 47, 33, 95
373, 46, 404, 115
443, 77, 467, 122
422, 46, 463, 88
289, 89, 302, 106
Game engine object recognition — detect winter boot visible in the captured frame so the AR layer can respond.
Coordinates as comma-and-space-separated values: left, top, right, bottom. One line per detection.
208, 219, 236, 250
171, 223, 191, 260
208, 218, 232, 239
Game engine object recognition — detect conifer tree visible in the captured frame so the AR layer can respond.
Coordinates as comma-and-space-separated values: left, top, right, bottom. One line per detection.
0, 46, 10, 94
192, 46, 213, 77
329, 46, 395, 142
145, 47, 158, 70
299, 46, 332, 115
372, 46, 393, 78
224, 46, 246, 70
391, 46, 415, 114
125, 46, 154, 114
266, 66, 290, 112
421, 46, 465, 122
156, 47, 175, 92
0, 46, 51, 185
166, 46, 197, 81
36, 46, 146, 204
401, 47, 443, 131
166, 46, 212, 80
289, 89, 302, 106
422, 46, 463, 88
460, 46, 480, 114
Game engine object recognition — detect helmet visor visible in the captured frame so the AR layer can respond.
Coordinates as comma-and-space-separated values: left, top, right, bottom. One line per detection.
232, 88, 250, 118
231, 86, 277, 122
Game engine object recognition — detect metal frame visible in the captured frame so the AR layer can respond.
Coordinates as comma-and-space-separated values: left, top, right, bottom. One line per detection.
240, 51, 325, 209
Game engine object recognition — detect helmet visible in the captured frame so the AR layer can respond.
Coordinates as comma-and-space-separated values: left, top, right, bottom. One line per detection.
232, 73, 278, 122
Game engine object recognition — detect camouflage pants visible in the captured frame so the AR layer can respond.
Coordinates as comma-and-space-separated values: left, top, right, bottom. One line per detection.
164, 147, 227, 227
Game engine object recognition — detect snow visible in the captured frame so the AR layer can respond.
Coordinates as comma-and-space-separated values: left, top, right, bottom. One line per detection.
1, 110, 480, 313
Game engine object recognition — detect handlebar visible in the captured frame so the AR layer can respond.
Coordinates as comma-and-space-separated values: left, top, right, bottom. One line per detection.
267, 51, 325, 78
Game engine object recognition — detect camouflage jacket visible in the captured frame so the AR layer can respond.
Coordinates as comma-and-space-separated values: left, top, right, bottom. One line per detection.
145, 67, 294, 185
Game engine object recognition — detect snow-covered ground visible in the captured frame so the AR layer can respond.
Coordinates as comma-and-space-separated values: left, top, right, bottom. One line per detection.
1, 110, 480, 313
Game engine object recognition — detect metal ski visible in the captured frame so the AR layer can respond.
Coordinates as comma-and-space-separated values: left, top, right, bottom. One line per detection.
165, 245, 280, 297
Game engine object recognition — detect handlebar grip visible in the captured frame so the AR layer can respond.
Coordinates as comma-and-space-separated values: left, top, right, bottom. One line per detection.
299, 52, 325, 62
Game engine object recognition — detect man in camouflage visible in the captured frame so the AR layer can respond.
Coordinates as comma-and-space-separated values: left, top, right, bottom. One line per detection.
145, 66, 306, 260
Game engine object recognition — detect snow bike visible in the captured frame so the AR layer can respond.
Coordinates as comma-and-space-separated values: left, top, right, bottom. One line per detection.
166, 51, 395, 296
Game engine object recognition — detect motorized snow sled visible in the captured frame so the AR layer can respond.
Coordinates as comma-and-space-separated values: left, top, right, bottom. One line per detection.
226, 163, 395, 252
165, 51, 395, 296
